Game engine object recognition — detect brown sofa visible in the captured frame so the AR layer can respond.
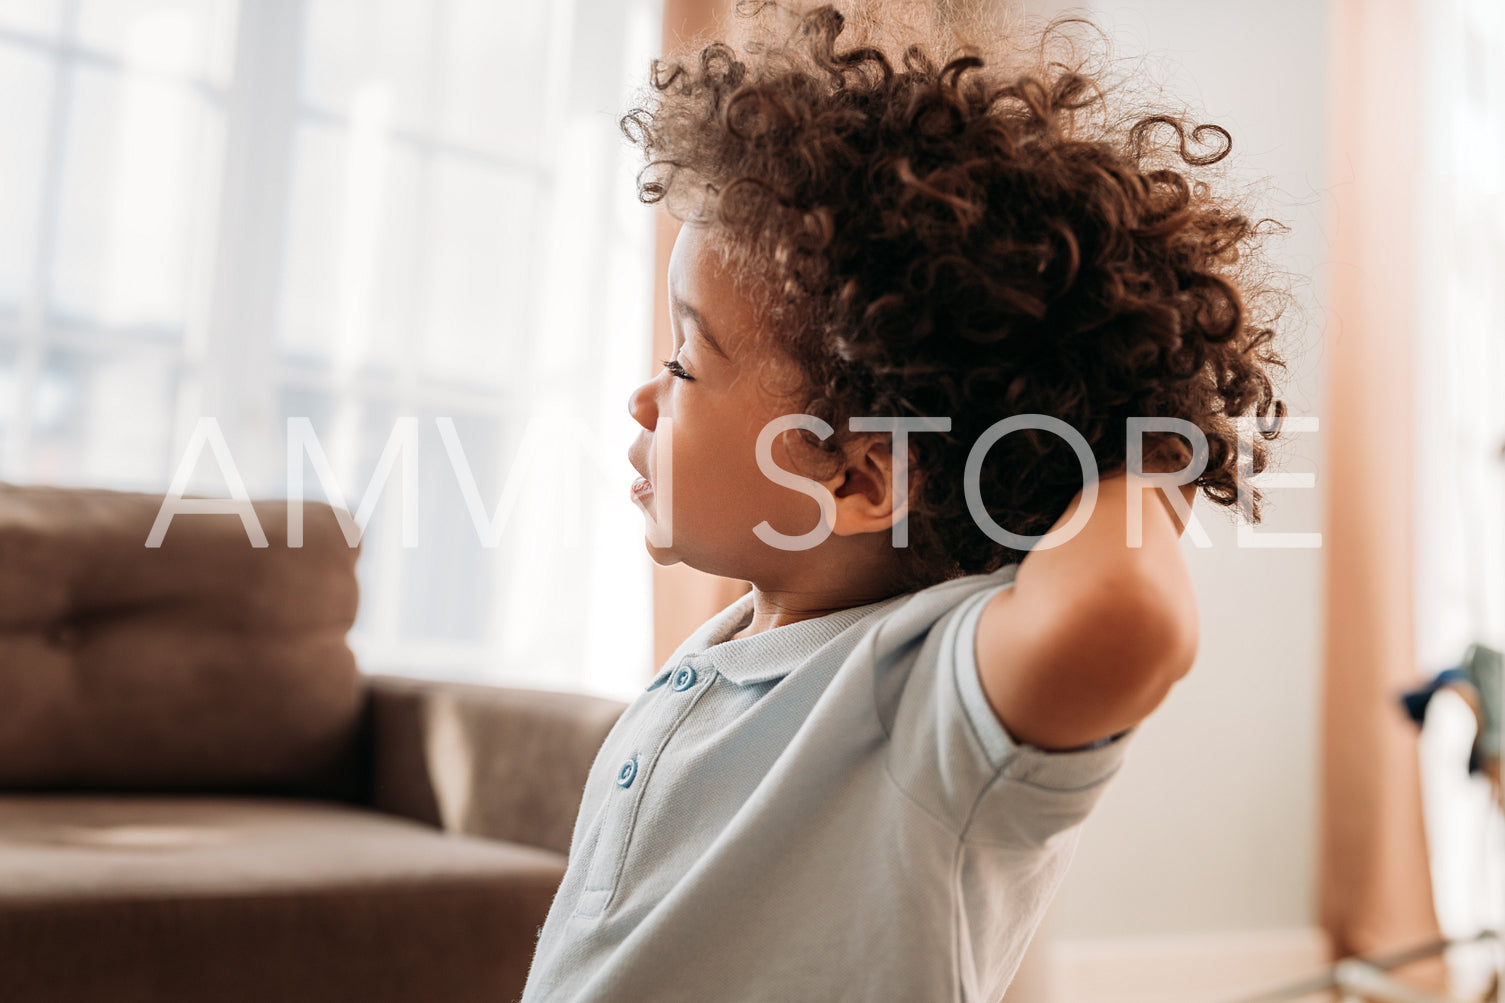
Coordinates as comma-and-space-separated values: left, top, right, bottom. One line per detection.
0, 483, 626, 1002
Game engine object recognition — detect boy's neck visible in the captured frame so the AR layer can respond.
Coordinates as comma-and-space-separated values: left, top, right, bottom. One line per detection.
727, 541, 913, 642
726, 586, 902, 642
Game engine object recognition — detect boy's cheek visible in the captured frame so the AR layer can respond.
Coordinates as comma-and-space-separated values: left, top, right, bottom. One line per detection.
749, 492, 829, 542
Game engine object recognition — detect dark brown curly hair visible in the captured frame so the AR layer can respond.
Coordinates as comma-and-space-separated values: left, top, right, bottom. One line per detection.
623, 1, 1286, 589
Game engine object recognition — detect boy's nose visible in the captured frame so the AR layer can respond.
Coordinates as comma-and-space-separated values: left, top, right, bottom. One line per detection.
627, 379, 657, 430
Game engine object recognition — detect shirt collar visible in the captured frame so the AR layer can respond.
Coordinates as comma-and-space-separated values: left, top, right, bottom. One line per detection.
648, 565, 1019, 689
652, 589, 906, 687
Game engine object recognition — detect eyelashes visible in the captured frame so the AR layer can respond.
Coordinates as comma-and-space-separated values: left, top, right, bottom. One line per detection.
661, 358, 694, 381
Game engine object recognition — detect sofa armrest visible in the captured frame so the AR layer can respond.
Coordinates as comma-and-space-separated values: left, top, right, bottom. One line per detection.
363, 674, 626, 856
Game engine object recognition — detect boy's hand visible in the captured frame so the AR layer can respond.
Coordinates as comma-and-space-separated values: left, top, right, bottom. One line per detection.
972, 473, 1200, 751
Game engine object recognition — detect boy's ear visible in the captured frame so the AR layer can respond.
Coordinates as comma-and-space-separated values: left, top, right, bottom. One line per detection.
827, 434, 908, 538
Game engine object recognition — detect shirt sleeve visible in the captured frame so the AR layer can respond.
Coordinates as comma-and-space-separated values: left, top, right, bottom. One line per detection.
882, 578, 1135, 846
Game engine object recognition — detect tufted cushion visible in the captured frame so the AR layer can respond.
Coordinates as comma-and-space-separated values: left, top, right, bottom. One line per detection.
0, 483, 363, 792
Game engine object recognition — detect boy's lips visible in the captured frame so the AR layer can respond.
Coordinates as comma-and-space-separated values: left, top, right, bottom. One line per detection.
628, 452, 653, 500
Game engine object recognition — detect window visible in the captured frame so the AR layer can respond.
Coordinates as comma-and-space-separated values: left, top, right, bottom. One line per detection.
1414, 0, 1505, 671
0, 0, 663, 700
1413, 1, 1505, 993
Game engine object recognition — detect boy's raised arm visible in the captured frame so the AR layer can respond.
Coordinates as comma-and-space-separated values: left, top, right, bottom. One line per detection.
972, 474, 1201, 752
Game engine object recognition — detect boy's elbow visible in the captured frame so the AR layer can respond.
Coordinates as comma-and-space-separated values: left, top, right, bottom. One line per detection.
1076, 593, 1197, 736
1131, 580, 1200, 717
1084, 563, 1200, 705
1137, 597, 1199, 712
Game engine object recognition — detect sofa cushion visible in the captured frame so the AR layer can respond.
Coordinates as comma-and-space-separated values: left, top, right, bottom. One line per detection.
0, 794, 566, 1003
0, 483, 363, 792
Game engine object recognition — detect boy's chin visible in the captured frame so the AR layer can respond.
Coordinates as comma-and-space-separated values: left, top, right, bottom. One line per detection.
641, 536, 683, 567
638, 536, 689, 566
641, 538, 739, 581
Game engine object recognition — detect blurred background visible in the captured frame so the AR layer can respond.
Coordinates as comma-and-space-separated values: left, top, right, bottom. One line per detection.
0, 0, 1500, 1000
0, 0, 659, 697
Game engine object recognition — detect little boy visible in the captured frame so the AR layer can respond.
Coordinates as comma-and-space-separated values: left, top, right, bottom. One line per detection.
521, 3, 1284, 1000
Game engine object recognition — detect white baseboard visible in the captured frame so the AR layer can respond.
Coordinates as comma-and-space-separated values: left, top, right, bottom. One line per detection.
1050, 926, 1334, 1003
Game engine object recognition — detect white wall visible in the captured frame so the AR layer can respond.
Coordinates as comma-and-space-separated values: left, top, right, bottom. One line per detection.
1015, 0, 1333, 944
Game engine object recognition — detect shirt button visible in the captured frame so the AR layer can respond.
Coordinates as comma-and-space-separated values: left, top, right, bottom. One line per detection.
616, 758, 638, 789
672, 666, 698, 691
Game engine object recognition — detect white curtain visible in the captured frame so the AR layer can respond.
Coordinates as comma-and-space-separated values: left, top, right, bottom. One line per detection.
1413, 0, 1505, 993
0, 0, 663, 700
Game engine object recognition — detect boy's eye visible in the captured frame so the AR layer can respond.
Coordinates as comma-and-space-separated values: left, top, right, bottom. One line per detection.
661, 358, 694, 381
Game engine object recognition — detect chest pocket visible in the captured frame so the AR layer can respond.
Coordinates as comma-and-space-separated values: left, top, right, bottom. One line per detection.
574, 659, 710, 918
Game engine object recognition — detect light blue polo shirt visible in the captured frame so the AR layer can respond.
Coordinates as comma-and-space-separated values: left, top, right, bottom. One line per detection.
520, 564, 1135, 1002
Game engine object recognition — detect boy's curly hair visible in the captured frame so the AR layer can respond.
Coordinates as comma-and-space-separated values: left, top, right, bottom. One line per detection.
623, 1, 1286, 589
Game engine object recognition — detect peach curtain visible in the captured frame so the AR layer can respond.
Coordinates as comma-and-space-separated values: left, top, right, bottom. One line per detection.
650, 0, 751, 667
1320, 0, 1442, 979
